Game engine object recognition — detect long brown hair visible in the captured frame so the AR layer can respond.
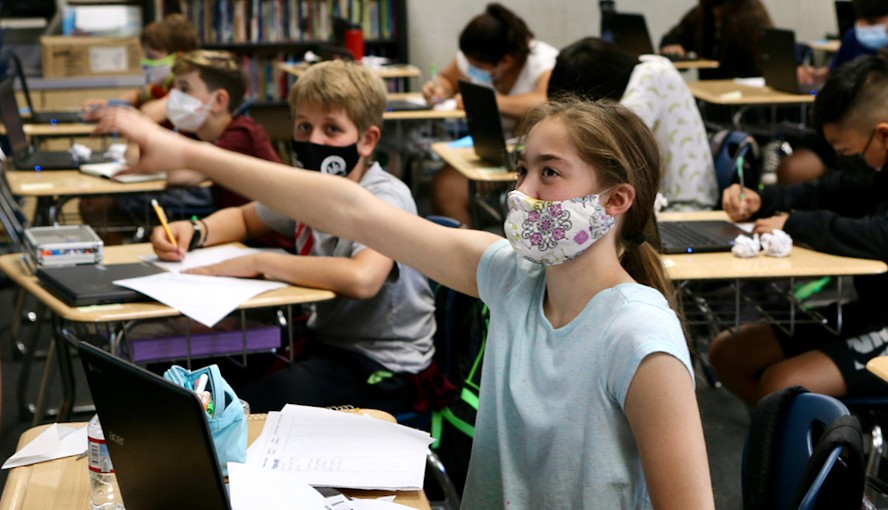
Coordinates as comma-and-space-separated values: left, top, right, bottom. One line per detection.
699, 0, 773, 74
515, 96, 680, 314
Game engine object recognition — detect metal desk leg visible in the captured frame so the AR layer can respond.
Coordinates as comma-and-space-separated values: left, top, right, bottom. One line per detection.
55, 318, 78, 422
16, 302, 46, 422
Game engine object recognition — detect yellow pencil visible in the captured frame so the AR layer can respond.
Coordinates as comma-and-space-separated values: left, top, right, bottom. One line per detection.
151, 199, 177, 245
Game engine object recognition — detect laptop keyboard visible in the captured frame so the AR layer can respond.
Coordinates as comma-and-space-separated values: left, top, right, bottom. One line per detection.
658, 222, 734, 252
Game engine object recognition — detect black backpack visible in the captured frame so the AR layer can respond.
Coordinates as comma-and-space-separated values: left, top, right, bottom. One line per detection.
743, 386, 865, 510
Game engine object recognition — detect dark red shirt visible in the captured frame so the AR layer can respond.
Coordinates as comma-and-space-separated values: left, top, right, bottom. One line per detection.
213, 115, 294, 252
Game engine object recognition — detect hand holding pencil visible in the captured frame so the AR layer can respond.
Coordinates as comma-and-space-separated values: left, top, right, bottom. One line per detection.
150, 199, 189, 261
721, 184, 762, 222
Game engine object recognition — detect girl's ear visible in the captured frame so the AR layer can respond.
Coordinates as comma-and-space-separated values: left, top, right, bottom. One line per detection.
358, 125, 382, 158
605, 184, 636, 216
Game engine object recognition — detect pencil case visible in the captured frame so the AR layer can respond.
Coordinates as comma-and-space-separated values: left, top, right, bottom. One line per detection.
163, 364, 247, 477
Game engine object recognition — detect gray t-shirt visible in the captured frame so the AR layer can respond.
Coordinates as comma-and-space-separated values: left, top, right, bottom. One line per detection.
256, 163, 435, 373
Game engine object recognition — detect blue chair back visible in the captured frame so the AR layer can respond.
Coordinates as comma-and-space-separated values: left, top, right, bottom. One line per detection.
774, 393, 849, 510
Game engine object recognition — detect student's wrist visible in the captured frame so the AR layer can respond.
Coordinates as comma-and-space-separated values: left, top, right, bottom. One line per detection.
188, 218, 208, 251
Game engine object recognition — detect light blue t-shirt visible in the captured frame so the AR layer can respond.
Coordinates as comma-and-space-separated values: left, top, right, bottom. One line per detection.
463, 240, 694, 509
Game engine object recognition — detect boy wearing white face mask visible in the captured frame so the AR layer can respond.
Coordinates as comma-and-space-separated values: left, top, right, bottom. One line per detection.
136, 60, 438, 416
81, 50, 289, 249
83, 14, 199, 123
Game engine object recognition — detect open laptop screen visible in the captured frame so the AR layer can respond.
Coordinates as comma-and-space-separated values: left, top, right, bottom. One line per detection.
0, 76, 31, 159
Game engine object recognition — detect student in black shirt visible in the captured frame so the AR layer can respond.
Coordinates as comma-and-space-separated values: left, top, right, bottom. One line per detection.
711, 55, 888, 404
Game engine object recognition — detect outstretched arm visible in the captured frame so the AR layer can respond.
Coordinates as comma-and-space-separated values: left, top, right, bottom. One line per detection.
98, 107, 501, 296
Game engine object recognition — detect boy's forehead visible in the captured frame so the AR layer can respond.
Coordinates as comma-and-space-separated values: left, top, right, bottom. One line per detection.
294, 103, 353, 123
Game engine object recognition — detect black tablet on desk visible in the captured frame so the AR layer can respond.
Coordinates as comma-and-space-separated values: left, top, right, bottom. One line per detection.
36, 262, 164, 307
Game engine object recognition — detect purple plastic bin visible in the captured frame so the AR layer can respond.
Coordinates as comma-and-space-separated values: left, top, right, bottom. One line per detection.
122, 317, 282, 364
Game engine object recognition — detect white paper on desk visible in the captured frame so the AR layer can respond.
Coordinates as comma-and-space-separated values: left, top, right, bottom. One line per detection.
228, 462, 327, 510
141, 245, 266, 273
113, 272, 286, 327
733, 77, 766, 87
2, 424, 87, 469
247, 405, 433, 490
433, 98, 458, 111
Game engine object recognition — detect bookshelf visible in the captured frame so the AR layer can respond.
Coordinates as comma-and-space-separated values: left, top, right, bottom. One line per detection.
155, 0, 410, 103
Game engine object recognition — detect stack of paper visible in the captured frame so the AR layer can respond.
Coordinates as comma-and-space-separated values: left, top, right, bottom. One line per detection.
246, 405, 433, 490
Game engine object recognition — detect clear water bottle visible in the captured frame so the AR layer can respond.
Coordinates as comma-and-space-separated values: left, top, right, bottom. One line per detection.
88, 414, 125, 510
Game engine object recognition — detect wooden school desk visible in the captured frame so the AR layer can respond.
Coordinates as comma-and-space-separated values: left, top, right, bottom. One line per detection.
5, 169, 210, 226
0, 243, 336, 425
672, 58, 720, 71
687, 80, 816, 106
0, 410, 431, 510
660, 211, 888, 333
867, 356, 888, 384
431, 141, 516, 227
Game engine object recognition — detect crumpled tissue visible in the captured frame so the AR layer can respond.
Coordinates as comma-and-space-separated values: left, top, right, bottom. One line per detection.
761, 229, 793, 257
732, 234, 761, 258
104, 143, 128, 162
654, 193, 669, 214
68, 143, 92, 162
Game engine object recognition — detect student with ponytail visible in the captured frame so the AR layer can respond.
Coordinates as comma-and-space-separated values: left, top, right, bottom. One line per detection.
97, 96, 713, 509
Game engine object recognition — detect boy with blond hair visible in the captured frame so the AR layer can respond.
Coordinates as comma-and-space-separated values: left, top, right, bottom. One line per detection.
143, 60, 437, 414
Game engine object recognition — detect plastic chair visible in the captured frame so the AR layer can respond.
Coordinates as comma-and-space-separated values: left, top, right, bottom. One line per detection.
743, 387, 865, 510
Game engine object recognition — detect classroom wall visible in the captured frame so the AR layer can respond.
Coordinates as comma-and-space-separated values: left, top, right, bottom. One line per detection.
406, 0, 838, 83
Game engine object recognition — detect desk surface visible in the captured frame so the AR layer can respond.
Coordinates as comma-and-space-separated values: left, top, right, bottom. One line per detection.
0, 123, 97, 138
0, 243, 336, 324
808, 39, 841, 53
385, 93, 465, 121
671, 58, 720, 70
431, 142, 517, 183
687, 80, 816, 105
6, 169, 179, 197
660, 211, 888, 280
279, 61, 421, 79
0, 410, 430, 510
867, 356, 888, 383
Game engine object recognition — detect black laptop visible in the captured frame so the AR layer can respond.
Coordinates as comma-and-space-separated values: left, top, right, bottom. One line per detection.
760, 28, 819, 95
835, 0, 856, 39
79, 343, 232, 510
8, 53, 85, 124
656, 218, 750, 254
0, 77, 110, 170
458, 80, 514, 168
386, 98, 431, 112
36, 262, 164, 306
608, 12, 696, 61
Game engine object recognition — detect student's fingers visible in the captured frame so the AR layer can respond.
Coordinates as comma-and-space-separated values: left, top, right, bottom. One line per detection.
454, 93, 464, 110
421, 81, 436, 102
94, 107, 187, 174
150, 223, 189, 260
660, 44, 686, 57
721, 185, 745, 219
184, 256, 260, 278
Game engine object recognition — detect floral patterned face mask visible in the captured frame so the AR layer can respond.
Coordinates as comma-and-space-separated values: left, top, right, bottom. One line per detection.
504, 189, 615, 266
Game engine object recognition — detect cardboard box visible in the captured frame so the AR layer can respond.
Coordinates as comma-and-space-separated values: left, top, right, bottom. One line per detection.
41, 36, 142, 78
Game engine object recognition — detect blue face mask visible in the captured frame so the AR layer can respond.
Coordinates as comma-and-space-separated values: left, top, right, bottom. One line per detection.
855, 23, 888, 50
466, 64, 493, 85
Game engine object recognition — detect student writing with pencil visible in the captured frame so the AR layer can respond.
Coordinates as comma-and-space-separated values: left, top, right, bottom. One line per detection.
715, 55, 888, 404
119, 61, 439, 417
